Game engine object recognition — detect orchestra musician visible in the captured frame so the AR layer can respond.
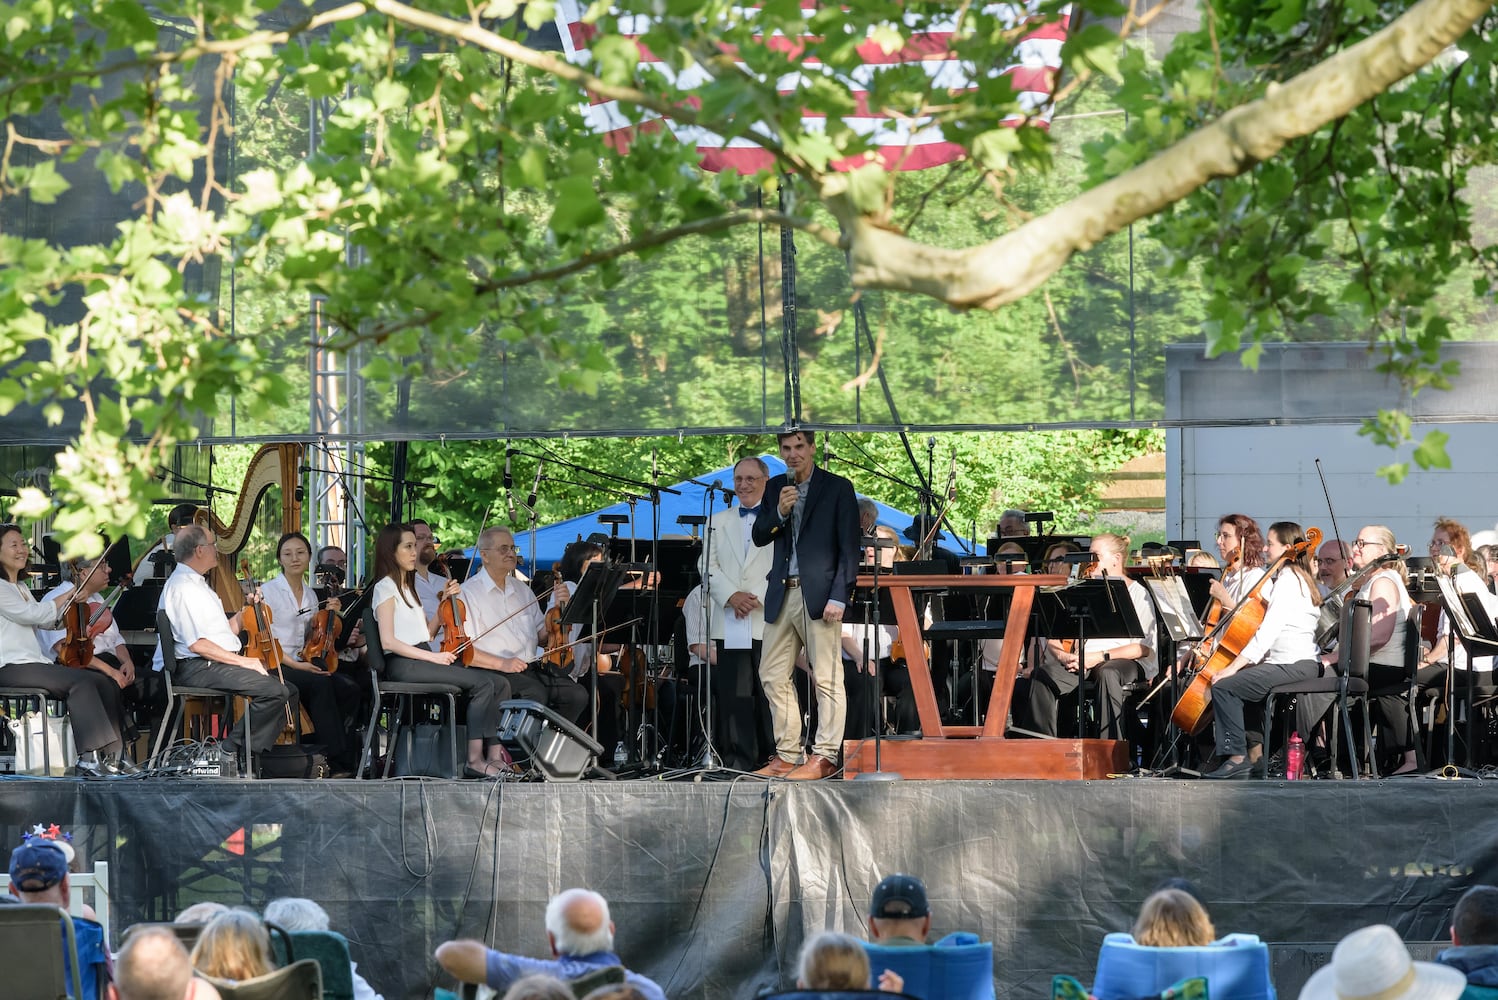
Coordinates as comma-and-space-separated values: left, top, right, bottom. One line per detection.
260, 531, 364, 774
698, 457, 776, 772
842, 524, 917, 738
1211, 514, 1267, 610
0, 523, 130, 775
370, 523, 512, 778
313, 544, 367, 671
1313, 525, 1418, 775
409, 519, 448, 619
37, 556, 136, 693
1022, 533, 1158, 741
159, 523, 300, 768
460, 526, 588, 724
1201, 522, 1324, 780
1419, 518, 1496, 700
751, 429, 861, 781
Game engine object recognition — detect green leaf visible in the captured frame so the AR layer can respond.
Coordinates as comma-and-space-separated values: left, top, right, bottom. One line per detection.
23, 161, 71, 204
1061, 23, 1122, 83
1412, 429, 1451, 470
549, 175, 605, 234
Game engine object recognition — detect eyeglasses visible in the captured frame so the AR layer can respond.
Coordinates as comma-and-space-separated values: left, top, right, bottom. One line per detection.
1353, 539, 1381, 550
483, 544, 519, 554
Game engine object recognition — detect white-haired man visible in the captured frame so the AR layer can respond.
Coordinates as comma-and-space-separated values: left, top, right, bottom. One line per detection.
434, 888, 664, 1000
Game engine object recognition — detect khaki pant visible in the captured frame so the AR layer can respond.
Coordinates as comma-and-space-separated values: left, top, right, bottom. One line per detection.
759, 586, 846, 762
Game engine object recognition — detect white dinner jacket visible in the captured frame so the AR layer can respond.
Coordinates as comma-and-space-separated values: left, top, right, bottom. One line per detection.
698, 502, 776, 642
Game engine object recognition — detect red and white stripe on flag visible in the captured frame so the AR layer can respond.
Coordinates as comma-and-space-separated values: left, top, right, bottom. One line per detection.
554, 1, 1071, 174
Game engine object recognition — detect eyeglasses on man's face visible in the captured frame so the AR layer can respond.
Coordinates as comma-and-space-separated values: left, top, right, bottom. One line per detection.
483, 544, 520, 555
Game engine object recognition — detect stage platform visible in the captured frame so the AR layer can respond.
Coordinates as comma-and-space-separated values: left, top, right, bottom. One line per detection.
2, 774, 1494, 1000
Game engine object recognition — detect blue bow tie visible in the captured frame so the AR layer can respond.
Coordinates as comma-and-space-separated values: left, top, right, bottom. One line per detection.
738, 505, 759, 518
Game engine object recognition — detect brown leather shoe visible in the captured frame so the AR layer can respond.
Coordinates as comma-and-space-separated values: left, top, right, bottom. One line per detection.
753, 755, 798, 778
784, 755, 838, 780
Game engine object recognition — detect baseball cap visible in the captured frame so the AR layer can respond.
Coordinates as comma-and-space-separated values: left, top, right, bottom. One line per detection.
9, 842, 69, 891
870, 873, 929, 919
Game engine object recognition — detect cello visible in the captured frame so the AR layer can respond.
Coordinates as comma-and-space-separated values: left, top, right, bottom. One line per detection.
1170, 527, 1322, 734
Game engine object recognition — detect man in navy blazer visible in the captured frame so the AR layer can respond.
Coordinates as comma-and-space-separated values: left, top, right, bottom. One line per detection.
751, 429, 861, 779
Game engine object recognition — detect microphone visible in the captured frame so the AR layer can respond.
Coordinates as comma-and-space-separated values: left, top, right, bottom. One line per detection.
503, 446, 513, 491
709, 479, 732, 504
506, 489, 517, 522
527, 459, 544, 509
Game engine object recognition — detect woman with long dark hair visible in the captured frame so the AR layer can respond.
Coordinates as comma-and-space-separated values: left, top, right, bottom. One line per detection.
1203, 521, 1322, 779
0, 523, 128, 775
371, 523, 511, 777
261, 530, 363, 774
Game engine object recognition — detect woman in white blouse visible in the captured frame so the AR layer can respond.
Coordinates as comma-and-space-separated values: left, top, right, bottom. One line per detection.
371, 523, 511, 777
0, 523, 127, 775
261, 531, 363, 774
1202, 521, 1322, 779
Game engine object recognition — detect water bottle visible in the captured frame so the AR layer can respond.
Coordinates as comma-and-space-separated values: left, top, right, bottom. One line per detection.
1286, 732, 1304, 781
613, 741, 628, 768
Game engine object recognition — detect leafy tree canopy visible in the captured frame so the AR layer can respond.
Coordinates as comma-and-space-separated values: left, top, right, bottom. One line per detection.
1, 0, 1494, 554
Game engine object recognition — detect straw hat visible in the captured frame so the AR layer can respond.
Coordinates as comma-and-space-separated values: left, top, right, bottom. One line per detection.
1298, 925, 1467, 1000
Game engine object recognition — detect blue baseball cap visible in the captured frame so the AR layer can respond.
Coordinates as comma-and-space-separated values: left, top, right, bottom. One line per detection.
9, 842, 68, 891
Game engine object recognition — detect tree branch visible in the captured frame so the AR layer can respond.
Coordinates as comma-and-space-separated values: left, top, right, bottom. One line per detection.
830, 0, 1494, 309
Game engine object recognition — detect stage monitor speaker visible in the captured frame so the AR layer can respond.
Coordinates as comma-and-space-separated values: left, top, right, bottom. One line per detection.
497, 700, 603, 781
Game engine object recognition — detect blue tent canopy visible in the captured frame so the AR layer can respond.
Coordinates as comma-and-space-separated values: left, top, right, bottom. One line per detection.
496, 455, 976, 574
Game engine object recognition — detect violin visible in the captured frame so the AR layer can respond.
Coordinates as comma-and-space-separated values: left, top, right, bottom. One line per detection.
617, 644, 655, 711
1171, 528, 1322, 734
239, 560, 287, 675
300, 600, 342, 673
58, 601, 94, 669
543, 568, 575, 673
438, 585, 475, 666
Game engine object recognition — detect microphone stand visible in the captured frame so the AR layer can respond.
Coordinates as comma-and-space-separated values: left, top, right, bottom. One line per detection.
855, 536, 901, 781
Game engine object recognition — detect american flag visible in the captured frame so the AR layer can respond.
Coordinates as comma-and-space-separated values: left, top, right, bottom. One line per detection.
553, 1, 1072, 174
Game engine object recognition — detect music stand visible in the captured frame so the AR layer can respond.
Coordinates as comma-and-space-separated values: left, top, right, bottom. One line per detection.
849, 536, 900, 778
1434, 571, 1498, 774
1033, 578, 1145, 741
336, 587, 373, 649
562, 560, 629, 755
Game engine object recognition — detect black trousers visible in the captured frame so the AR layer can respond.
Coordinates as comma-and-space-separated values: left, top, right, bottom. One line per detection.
283, 668, 363, 764
506, 664, 589, 724
385, 656, 507, 738
712, 642, 773, 771
173, 657, 300, 754
0, 661, 125, 754
842, 657, 919, 739
1211, 659, 1321, 758
1025, 655, 1142, 740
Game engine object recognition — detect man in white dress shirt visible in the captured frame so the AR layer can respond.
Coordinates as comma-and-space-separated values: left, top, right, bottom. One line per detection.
461, 527, 588, 723
410, 519, 448, 620
160, 524, 299, 769
698, 457, 776, 771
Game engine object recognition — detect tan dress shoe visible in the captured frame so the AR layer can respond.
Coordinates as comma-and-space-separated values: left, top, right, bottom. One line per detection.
753, 755, 798, 777
785, 755, 838, 780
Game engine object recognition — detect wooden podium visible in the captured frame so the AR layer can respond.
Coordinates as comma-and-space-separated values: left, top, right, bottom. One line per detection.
840, 573, 1130, 780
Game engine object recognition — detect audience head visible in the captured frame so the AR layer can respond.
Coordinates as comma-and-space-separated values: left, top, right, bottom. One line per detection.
1132, 888, 1215, 947
1151, 877, 1208, 911
545, 889, 614, 957
190, 911, 274, 982
501, 975, 577, 1000
1299, 924, 1464, 1000
1452, 884, 1498, 946
262, 897, 331, 932
8, 824, 75, 902
869, 873, 931, 944
796, 930, 871, 991
111, 926, 197, 1000
175, 902, 230, 925
580, 987, 649, 1000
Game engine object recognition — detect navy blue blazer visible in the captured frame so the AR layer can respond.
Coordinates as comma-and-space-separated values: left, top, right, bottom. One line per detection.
751, 465, 860, 623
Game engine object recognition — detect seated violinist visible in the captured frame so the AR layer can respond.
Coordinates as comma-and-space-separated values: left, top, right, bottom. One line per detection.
260, 531, 363, 775
160, 524, 300, 771
38, 555, 136, 693
1202, 521, 1323, 780
459, 527, 588, 724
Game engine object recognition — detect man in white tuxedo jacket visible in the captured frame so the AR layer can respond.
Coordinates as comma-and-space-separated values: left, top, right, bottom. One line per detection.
697, 456, 777, 771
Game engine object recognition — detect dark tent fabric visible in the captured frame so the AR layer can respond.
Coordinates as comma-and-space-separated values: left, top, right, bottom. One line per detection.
501, 456, 976, 573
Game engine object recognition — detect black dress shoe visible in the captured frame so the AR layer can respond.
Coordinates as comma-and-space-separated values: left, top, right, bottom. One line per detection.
1204, 758, 1254, 780
102, 755, 142, 776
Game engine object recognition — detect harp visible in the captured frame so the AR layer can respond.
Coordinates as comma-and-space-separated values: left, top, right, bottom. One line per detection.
195, 443, 304, 613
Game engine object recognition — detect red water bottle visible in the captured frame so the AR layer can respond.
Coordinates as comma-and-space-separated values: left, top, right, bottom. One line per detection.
1286, 732, 1304, 781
